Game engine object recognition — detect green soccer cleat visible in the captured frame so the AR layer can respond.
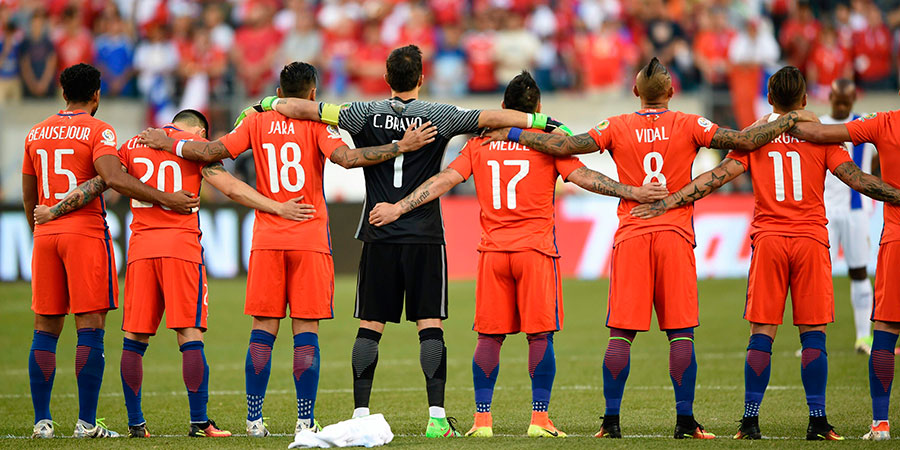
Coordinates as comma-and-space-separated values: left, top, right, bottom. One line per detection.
806, 417, 843, 441
189, 419, 231, 437
295, 418, 322, 435
733, 416, 761, 440
426, 416, 461, 438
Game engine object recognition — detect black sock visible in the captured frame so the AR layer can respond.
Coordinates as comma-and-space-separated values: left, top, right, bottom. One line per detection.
352, 328, 381, 409
418, 327, 447, 408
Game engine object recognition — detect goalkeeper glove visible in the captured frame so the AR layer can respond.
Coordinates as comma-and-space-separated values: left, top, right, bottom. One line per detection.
545, 117, 574, 136
233, 96, 280, 128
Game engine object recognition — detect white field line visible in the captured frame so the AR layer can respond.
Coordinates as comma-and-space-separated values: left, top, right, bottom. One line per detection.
0, 433, 854, 440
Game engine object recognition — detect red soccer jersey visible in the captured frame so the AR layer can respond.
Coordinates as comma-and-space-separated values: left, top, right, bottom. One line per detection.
119, 125, 207, 264
726, 120, 851, 246
219, 111, 345, 253
846, 110, 900, 243
23, 110, 118, 239
587, 109, 719, 245
448, 132, 584, 257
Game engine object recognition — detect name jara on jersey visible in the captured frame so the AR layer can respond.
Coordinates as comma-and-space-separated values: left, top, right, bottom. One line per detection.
267, 120, 296, 135
635, 126, 669, 143
371, 114, 424, 131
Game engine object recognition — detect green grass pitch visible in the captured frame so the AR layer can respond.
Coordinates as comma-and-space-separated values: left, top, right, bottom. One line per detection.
1, 275, 897, 448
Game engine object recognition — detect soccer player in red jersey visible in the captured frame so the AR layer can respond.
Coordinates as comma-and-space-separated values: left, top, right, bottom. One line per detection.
37, 109, 314, 438
483, 58, 819, 439
137, 62, 437, 438
633, 66, 900, 441
368, 72, 668, 438
790, 85, 900, 441
22, 63, 199, 439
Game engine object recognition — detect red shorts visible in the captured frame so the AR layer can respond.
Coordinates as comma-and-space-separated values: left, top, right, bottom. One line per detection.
874, 241, 900, 322
31, 234, 118, 315
607, 231, 698, 331
122, 257, 208, 334
745, 235, 833, 325
245, 250, 334, 319
474, 250, 563, 335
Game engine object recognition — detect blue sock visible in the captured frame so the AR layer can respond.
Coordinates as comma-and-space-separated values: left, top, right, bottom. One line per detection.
603, 328, 636, 416
744, 333, 773, 417
528, 333, 556, 412
472, 334, 504, 413
293, 332, 320, 422
180, 341, 209, 423
75, 328, 105, 426
799, 331, 828, 417
870, 330, 898, 421
120, 338, 149, 426
29, 330, 59, 423
666, 328, 696, 416
246, 329, 275, 421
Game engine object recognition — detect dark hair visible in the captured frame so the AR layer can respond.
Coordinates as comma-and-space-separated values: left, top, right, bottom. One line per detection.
385, 45, 422, 92
768, 66, 806, 109
280, 62, 317, 98
59, 63, 101, 103
172, 109, 209, 133
644, 56, 667, 79
503, 71, 541, 114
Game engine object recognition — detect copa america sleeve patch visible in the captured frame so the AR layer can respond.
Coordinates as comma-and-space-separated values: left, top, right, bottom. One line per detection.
697, 117, 713, 132
859, 112, 877, 121
326, 125, 343, 139
101, 129, 116, 147
593, 119, 610, 134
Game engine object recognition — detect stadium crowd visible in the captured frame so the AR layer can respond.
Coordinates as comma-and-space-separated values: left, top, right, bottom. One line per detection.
0, 0, 899, 124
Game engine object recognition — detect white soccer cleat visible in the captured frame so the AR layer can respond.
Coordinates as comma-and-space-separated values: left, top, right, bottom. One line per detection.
246, 418, 269, 437
31, 419, 54, 438
863, 421, 890, 441
855, 337, 873, 355
73, 419, 119, 438
295, 418, 321, 435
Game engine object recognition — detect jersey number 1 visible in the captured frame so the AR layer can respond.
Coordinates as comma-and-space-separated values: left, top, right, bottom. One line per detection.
768, 151, 802, 201
487, 160, 529, 210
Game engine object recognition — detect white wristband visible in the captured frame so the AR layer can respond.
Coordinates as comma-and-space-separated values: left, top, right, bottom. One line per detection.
525, 113, 533, 129
175, 139, 186, 158
272, 98, 281, 109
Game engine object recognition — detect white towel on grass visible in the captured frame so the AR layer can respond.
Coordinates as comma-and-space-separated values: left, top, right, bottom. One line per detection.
289, 414, 394, 448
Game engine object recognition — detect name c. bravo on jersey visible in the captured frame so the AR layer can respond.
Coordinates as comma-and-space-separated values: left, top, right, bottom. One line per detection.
371, 113, 424, 131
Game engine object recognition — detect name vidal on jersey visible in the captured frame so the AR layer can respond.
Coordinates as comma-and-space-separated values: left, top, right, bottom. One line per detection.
268, 120, 296, 135
371, 114, 424, 132
27, 125, 91, 142
635, 127, 669, 143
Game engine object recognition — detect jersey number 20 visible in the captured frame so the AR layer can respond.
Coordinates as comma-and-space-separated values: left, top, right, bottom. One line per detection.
132, 157, 182, 209
487, 159, 529, 210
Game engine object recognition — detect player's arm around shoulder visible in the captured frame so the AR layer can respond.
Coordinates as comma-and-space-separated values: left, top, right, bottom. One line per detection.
369, 167, 466, 227
631, 157, 746, 219
482, 128, 600, 157
832, 160, 900, 204
329, 121, 438, 169
565, 167, 668, 203
201, 162, 315, 221
709, 110, 817, 151
138, 128, 234, 162
33, 175, 108, 225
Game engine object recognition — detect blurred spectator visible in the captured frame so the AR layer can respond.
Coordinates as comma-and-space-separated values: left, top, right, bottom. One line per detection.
431, 23, 467, 97
319, 7, 357, 96
429, 0, 466, 26
398, 5, 436, 75
641, 0, 692, 89
54, 7, 92, 75
172, 12, 194, 60
279, 9, 322, 68
779, 1, 819, 74
808, 25, 851, 99
0, 17, 21, 102
464, 11, 497, 93
133, 23, 178, 124
19, 11, 55, 98
574, 19, 636, 91
351, 21, 390, 96
728, 18, 779, 129
203, 4, 234, 52
833, 2, 854, 49
693, 8, 734, 86
528, 0, 559, 91
853, 4, 892, 90
93, 13, 135, 97
232, 2, 281, 97
179, 27, 227, 110
494, 13, 538, 86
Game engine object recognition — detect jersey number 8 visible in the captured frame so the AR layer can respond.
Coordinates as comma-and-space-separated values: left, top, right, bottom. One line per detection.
642, 152, 666, 185
263, 142, 305, 193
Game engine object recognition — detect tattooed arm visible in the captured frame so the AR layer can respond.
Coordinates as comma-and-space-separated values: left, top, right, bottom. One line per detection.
708, 110, 816, 150
832, 161, 900, 204
33, 176, 108, 225
329, 122, 438, 168
482, 129, 600, 156
201, 163, 315, 221
137, 128, 231, 162
631, 158, 746, 219
789, 122, 852, 144
566, 167, 669, 202
368, 168, 466, 227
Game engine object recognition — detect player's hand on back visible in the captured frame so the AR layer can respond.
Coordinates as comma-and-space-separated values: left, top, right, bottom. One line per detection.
138, 128, 174, 151
631, 201, 667, 220
162, 190, 201, 214
369, 202, 402, 227
397, 121, 438, 153
33, 205, 54, 225
633, 182, 669, 203
792, 109, 820, 124
277, 195, 316, 221
481, 128, 512, 144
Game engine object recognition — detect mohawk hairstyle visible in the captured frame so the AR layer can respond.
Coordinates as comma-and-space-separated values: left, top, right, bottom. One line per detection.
635, 57, 671, 101
644, 56, 668, 78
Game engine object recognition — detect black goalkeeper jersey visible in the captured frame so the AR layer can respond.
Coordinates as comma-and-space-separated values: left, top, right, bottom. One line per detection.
338, 97, 482, 244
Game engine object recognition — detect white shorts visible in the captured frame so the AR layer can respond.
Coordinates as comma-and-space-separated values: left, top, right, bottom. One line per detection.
827, 210, 871, 269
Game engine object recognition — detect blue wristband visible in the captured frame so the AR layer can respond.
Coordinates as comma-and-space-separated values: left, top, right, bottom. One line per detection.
508, 127, 523, 142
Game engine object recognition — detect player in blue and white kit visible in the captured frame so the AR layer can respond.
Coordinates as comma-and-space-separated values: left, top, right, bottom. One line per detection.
821, 79, 878, 354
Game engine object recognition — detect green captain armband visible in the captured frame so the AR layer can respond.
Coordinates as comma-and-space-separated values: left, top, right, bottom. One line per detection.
320, 102, 342, 126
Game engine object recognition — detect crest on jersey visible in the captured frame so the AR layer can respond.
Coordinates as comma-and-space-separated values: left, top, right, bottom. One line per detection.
697, 116, 713, 132
326, 125, 342, 139
101, 129, 116, 146
593, 120, 610, 134
859, 112, 877, 121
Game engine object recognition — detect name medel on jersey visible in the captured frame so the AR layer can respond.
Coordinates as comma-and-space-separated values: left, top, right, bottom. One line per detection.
340, 98, 481, 244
